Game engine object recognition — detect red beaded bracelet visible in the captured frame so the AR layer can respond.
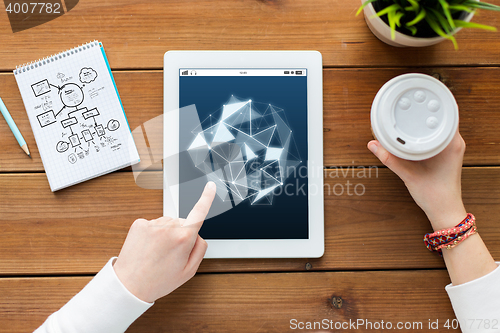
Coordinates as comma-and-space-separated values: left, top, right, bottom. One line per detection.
433, 226, 477, 252
423, 213, 476, 253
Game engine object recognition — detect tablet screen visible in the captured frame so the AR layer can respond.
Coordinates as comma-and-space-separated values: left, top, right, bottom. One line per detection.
179, 69, 308, 239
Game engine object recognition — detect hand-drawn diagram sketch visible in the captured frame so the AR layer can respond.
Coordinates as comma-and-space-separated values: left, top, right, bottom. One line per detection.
29, 66, 123, 164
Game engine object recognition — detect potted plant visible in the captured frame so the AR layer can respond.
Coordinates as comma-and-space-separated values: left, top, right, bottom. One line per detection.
357, 0, 500, 49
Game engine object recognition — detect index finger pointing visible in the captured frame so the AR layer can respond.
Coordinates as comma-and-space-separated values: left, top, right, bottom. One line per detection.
184, 181, 217, 229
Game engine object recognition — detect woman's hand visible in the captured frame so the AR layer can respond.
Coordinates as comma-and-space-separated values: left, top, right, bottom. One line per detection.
367, 131, 467, 231
368, 132, 497, 285
113, 182, 216, 303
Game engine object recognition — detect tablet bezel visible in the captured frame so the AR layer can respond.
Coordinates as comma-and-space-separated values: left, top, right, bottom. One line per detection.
164, 51, 324, 258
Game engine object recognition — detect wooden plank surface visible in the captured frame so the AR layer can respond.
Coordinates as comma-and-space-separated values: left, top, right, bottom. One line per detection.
1, 0, 500, 70
1, 1, 497, 331
0, 270, 459, 333
2, 67, 500, 172
1, 167, 499, 275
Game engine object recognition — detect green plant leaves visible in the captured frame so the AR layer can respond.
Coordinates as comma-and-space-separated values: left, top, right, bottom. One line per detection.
371, 4, 403, 19
356, 0, 500, 49
406, 8, 426, 26
425, 13, 459, 49
356, 0, 377, 16
438, 0, 456, 29
448, 5, 473, 13
463, 1, 500, 11
388, 9, 405, 39
405, 0, 420, 11
428, 8, 453, 34
454, 19, 497, 31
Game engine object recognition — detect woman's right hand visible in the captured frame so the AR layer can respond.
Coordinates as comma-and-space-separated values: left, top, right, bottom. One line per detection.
113, 182, 216, 303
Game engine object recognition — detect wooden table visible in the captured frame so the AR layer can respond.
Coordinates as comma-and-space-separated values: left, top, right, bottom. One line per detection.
1, 1, 500, 331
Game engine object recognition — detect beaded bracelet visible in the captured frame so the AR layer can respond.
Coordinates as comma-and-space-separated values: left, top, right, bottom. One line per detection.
433, 226, 477, 252
424, 214, 475, 248
423, 213, 476, 253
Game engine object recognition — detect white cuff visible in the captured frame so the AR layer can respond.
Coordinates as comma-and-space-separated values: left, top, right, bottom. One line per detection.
35, 257, 153, 333
445, 262, 500, 333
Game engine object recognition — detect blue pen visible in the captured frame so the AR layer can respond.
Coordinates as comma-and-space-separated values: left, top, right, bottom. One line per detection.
0, 97, 30, 157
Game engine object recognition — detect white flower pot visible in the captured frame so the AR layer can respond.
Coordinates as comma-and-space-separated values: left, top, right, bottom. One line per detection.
361, 0, 476, 47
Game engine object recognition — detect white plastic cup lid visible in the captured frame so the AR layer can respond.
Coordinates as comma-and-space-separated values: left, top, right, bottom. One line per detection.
371, 73, 459, 161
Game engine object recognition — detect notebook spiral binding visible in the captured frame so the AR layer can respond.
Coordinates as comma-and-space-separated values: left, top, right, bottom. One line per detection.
14, 40, 100, 75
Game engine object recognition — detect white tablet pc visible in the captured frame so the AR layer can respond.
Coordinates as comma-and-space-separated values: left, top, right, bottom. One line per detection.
164, 51, 324, 258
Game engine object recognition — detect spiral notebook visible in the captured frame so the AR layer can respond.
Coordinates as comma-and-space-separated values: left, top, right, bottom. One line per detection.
14, 41, 140, 191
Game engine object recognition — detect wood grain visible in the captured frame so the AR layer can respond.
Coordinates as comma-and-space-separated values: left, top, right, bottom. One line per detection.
2, 67, 500, 172
0, 167, 498, 275
324, 67, 500, 167
1, 0, 500, 70
1, 0, 497, 328
0, 270, 459, 332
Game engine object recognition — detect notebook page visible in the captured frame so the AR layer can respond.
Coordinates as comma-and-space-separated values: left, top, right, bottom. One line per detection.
14, 41, 140, 191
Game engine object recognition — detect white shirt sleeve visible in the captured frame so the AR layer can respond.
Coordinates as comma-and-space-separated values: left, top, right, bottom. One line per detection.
34, 257, 153, 333
446, 262, 500, 333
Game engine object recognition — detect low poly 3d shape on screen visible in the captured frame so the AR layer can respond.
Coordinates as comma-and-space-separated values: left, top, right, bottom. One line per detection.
187, 95, 302, 205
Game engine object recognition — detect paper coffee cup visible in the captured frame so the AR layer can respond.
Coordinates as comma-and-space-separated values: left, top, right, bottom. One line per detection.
371, 73, 459, 161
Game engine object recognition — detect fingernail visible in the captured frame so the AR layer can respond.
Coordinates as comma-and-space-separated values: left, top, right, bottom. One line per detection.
367, 142, 378, 154
206, 181, 216, 191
